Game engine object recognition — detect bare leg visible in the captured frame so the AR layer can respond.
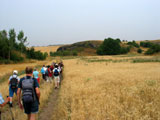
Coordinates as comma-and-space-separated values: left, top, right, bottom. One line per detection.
30, 114, 36, 120
9, 97, 12, 103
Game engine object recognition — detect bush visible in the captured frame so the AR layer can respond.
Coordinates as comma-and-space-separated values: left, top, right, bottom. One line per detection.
26, 47, 47, 60
137, 48, 142, 53
10, 51, 24, 62
120, 47, 130, 54
127, 41, 139, 48
97, 38, 130, 55
73, 51, 78, 56
140, 41, 153, 48
145, 44, 160, 55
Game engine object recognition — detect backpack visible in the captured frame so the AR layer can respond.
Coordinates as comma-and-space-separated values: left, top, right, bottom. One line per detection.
54, 69, 59, 76
41, 68, 45, 74
22, 77, 36, 103
45, 69, 48, 76
10, 76, 18, 89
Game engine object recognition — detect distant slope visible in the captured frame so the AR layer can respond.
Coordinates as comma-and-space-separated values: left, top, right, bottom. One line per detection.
34, 46, 60, 54
57, 40, 103, 55
149, 39, 160, 45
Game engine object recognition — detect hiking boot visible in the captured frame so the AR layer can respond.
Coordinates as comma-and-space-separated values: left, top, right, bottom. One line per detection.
9, 103, 13, 107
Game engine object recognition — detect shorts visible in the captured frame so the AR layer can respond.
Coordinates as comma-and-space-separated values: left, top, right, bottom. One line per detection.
23, 100, 39, 114
9, 87, 17, 97
54, 76, 60, 83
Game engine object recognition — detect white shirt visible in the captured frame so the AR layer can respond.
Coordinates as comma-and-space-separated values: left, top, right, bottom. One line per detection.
9, 75, 20, 82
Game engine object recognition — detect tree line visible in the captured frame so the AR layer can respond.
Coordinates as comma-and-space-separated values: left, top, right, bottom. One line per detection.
0, 29, 48, 64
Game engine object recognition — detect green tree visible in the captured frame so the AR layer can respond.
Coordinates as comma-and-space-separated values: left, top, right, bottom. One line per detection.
8, 29, 16, 60
0, 30, 9, 59
17, 30, 27, 56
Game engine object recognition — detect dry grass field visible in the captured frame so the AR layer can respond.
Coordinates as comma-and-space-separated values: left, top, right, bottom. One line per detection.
52, 55, 160, 120
34, 46, 60, 54
0, 55, 160, 120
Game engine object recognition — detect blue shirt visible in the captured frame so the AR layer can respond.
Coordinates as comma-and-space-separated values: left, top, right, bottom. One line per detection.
33, 71, 39, 79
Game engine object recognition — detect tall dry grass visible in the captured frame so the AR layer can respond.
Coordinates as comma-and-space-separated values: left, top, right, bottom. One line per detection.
34, 46, 60, 54
52, 56, 160, 120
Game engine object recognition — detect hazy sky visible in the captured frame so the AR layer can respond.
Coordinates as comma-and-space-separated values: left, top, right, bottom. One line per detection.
0, 0, 160, 46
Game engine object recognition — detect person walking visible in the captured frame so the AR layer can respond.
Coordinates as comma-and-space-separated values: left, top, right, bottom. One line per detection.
17, 67, 40, 120
8, 70, 20, 107
33, 68, 40, 84
47, 65, 53, 83
40, 65, 46, 80
0, 94, 10, 107
53, 64, 60, 89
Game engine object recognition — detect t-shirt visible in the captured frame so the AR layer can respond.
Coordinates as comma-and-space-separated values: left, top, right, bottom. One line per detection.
33, 71, 39, 79
47, 68, 52, 77
43, 67, 47, 72
9, 75, 20, 82
9, 75, 20, 87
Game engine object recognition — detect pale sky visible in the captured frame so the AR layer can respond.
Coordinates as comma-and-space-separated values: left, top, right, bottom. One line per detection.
0, 0, 160, 46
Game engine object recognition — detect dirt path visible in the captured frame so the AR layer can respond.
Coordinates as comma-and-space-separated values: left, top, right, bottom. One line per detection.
38, 87, 59, 120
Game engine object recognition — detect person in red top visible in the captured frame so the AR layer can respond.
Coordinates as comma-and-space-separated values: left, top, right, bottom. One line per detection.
47, 65, 53, 83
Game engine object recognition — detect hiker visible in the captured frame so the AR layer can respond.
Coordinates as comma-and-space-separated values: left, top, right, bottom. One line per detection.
8, 70, 20, 107
53, 64, 60, 89
33, 68, 40, 84
0, 94, 10, 107
47, 65, 53, 83
45, 66, 49, 81
58, 62, 64, 81
41, 65, 46, 80
17, 67, 40, 120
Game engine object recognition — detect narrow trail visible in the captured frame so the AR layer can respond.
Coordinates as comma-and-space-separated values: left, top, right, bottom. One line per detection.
38, 85, 60, 120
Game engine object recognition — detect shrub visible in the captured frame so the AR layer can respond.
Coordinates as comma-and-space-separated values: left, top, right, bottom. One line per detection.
127, 41, 139, 48
137, 48, 142, 53
140, 41, 153, 48
73, 51, 78, 56
145, 44, 160, 55
97, 38, 130, 55
120, 47, 130, 54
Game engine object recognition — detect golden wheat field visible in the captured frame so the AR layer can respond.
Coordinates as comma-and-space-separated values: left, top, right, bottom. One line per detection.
34, 46, 60, 54
52, 55, 160, 120
0, 55, 160, 120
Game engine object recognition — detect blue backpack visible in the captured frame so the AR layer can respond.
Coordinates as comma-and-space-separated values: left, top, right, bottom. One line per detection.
54, 69, 59, 76
41, 68, 45, 74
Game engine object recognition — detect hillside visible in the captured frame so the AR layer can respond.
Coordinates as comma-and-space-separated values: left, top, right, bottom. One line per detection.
149, 39, 160, 45
35, 39, 160, 56
34, 45, 60, 54
57, 40, 103, 55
